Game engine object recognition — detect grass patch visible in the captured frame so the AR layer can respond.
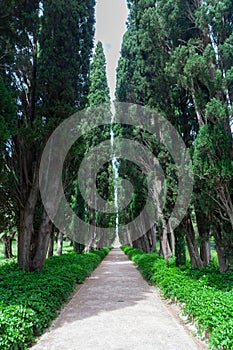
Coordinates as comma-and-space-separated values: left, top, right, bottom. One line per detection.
121, 246, 233, 349
0, 247, 110, 349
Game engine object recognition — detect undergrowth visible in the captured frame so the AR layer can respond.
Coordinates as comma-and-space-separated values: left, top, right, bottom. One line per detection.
121, 246, 233, 350
0, 247, 110, 349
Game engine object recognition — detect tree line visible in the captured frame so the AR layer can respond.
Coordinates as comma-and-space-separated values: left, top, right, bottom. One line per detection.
0, 0, 111, 271
1, 0, 233, 273
115, 0, 233, 272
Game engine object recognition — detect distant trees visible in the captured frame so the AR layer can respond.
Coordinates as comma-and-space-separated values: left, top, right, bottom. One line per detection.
116, 0, 233, 271
70, 41, 112, 252
87, 41, 111, 107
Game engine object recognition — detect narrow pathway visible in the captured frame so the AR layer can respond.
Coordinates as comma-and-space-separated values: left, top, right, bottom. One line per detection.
31, 248, 204, 350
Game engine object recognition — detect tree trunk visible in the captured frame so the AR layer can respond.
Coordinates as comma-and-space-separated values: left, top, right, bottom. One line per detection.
30, 210, 52, 271
151, 167, 172, 260
147, 225, 157, 252
213, 222, 229, 272
167, 221, 175, 255
3, 236, 14, 259
48, 225, 55, 257
132, 218, 156, 253
196, 210, 211, 265
215, 243, 228, 273
17, 176, 39, 271
190, 82, 205, 127
183, 212, 204, 268
74, 241, 85, 254
17, 174, 52, 271
133, 237, 143, 250
83, 207, 97, 252
141, 235, 150, 253
158, 217, 173, 261
56, 231, 63, 256
174, 226, 186, 266
200, 240, 211, 265
120, 227, 132, 247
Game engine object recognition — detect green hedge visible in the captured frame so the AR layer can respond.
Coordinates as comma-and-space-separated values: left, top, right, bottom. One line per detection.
121, 246, 233, 349
0, 248, 110, 349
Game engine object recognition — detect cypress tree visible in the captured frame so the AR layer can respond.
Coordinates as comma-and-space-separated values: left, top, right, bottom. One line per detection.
0, 0, 95, 271
71, 41, 113, 251
116, 0, 233, 270
88, 41, 110, 106
0, 77, 17, 258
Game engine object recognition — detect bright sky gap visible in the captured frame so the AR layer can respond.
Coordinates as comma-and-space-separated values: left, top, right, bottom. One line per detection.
94, 0, 129, 101
94, 1, 128, 245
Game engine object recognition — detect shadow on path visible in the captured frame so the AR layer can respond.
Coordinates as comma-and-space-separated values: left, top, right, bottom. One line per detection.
31, 248, 205, 350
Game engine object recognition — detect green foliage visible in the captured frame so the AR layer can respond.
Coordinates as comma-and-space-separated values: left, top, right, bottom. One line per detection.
87, 41, 110, 106
0, 77, 15, 144
0, 77, 17, 238
193, 124, 233, 182
0, 248, 110, 349
69, 40, 113, 243
117, 0, 233, 267
0, 0, 96, 271
193, 124, 233, 266
122, 246, 233, 349
38, 0, 95, 116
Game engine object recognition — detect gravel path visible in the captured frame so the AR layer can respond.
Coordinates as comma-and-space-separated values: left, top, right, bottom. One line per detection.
31, 248, 206, 350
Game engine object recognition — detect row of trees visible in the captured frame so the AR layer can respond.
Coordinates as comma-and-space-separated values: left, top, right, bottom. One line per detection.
0, 0, 114, 271
69, 41, 114, 253
116, 0, 233, 271
1, 0, 232, 273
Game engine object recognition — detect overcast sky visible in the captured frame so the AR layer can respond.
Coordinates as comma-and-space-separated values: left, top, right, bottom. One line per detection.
94, 0, 129, 101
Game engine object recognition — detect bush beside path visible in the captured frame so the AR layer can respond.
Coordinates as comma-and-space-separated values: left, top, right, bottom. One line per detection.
122, 246, 233, 349
30, 248, 202, 350
0, 248, 110, 349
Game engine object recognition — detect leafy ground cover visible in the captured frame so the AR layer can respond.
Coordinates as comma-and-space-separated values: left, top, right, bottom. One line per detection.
121, 246, 233, 350
0, 240, 73, 263
0, 247, 110, 349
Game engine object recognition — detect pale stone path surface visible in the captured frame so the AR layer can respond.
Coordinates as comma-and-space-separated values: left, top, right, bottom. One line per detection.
31, 248, 204, 350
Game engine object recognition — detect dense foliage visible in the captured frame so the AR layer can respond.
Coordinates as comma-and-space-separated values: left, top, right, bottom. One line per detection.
0, 247, 110, 349
122, 246, 233, 349
0, 0, 95, 271
87, 41, 110, 107
69, 41, 113, 252
116, 0, 233, 272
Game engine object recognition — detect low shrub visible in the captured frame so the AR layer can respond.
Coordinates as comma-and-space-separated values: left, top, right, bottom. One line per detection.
0, 248, 110, 349
121, 246, 233, 349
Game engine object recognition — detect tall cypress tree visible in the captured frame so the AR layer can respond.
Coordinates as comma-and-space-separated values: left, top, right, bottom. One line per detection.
165, 0, 233, 270
116, 0, 174, 256
88, 41, 110, 106
116, 0, 233, 270
0, 0, 95, 271
38, 0, 95, 117
71, 41, 113, 252
116, 0, 200, 264
0, 77, 17, 258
